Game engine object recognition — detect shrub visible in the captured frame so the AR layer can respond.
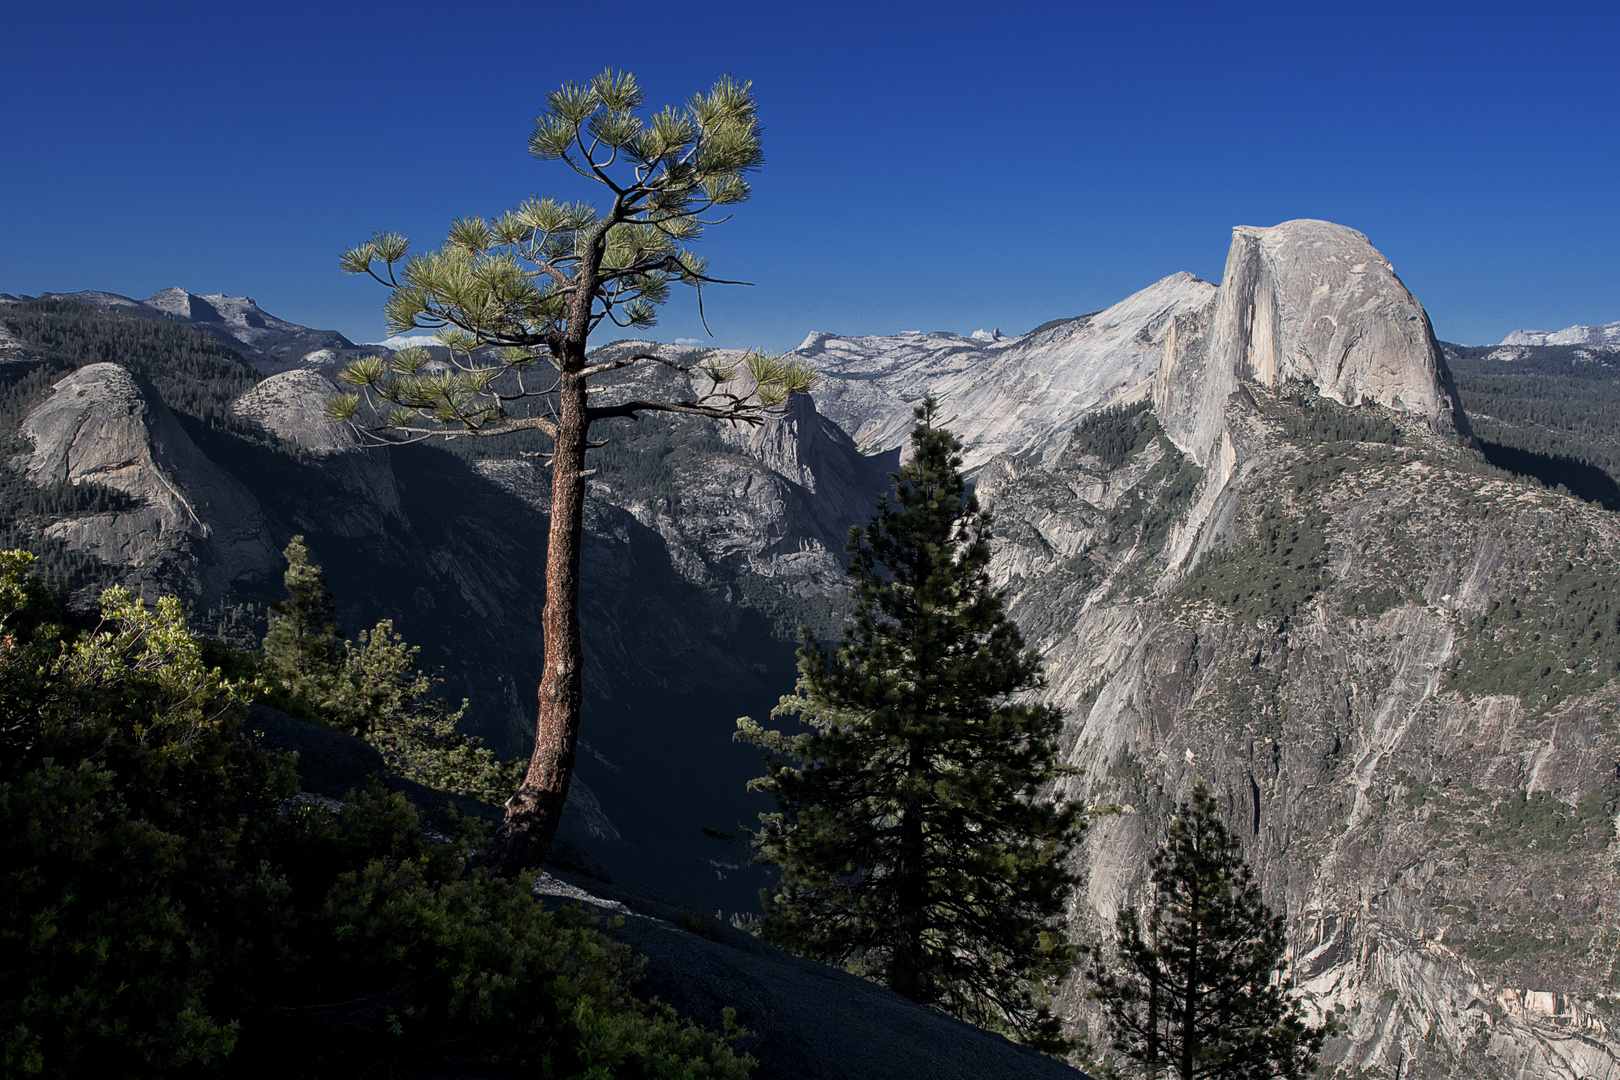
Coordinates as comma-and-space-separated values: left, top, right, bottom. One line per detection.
0, 552, 751, 1078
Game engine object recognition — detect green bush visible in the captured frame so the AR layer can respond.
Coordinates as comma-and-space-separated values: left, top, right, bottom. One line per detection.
0, 551, 751, 1078
258, 536, 524, 805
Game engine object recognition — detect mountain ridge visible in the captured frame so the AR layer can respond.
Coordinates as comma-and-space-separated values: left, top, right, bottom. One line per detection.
4, 219, 1619, 1079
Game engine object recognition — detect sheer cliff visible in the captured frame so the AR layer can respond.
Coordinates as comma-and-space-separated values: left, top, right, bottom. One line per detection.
4, 221, 1618, 1079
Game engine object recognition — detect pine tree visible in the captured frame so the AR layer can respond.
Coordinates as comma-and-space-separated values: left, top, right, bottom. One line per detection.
262, 535, 344, 706
1090, 782, 1322, 1080
336, 70, 813, 868
737, 399, 1082, 1049
261, 537, 521, 804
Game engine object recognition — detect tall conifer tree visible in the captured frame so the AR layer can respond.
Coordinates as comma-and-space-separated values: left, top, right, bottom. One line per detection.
1090, 782, 1322, 1080
738, 399, 1081, 1049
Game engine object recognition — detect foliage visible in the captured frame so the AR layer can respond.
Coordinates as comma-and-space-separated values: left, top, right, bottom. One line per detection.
1275, 387, 1402, 446
1104, 439, 1203, 553
1171, 501, 1328, 624
1073, 399, 1160, 468
260, 538, 522, 805
1089, 783, 1322, 1080
333, 69, 810, 441
0, 550, 751, 1078
1450, 370, 1620, 509
738, 401, 1081, 1050
1447, 557, 1620, 708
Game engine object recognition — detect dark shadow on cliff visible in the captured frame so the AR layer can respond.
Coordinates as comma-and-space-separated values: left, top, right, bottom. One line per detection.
1478, 440, 1620, 510
189, 422, 792, 916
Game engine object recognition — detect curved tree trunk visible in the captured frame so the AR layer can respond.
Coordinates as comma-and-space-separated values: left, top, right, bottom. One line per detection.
501, 370, 590, 870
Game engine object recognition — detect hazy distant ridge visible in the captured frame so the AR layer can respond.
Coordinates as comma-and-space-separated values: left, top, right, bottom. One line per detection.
1502, 320, 1620, 346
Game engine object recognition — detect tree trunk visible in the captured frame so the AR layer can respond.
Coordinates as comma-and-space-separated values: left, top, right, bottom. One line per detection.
1180, 915, 1200, 1080
891, 802, 929, 1002
501, 370, 590, 870
891, 733, 929, 1002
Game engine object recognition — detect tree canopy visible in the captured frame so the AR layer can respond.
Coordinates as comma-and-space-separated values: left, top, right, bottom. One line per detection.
0, 550, 751, 1078
1089, 782, 1322, 1080
738, 401, 1081, 1050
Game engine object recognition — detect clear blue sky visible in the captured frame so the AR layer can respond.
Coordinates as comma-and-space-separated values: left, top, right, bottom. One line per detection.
3, 1, 1616, 350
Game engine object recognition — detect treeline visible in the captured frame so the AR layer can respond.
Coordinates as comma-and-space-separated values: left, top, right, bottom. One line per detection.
1451, 371, 1620, 510
1278, 388, 1402, 446
1071, 398, 1159, 467
2, 299, 260, 426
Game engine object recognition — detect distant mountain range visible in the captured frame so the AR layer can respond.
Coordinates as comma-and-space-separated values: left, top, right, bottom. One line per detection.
5, 221, 1620, 1080
1502, 320, 1620, 346
0, 287, 382, 373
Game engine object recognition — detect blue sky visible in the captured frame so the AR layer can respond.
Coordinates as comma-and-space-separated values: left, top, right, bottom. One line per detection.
3, 1, 1616, 350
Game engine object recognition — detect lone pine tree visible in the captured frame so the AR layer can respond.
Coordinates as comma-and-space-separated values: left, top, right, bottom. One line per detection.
1090, 782, 1322, 1080
333, 70, 811, 866
738, 400, 1081, 1049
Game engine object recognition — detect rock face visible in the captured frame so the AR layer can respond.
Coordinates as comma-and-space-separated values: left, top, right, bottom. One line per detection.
1503, 320, 1620, 347
14, 362, 281, 598
1156, 220, 1463, 467
534, 871, 1091, 1080
981, 412, 1620, 1080
797, 272, 1216, 468
231, 370, 401, 531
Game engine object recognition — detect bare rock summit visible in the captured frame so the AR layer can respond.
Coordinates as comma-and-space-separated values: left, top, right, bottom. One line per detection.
798, 271, 1217, 469
1501, 320, 1620, 346
231, 370, 401, 528
15, 363, 281, 597
1155, 219, 1464, 467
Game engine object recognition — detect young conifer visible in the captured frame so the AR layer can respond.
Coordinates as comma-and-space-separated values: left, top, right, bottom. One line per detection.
261, 537, 520, 804
1090, 782, 1322, 1080
262, 535, 343, 701
738, 399, 1081, 1050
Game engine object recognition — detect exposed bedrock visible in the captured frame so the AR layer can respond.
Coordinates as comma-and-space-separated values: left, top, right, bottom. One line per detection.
1155, 219, 1467, 467
14, 362, 281, 598
231, 369, 402, 533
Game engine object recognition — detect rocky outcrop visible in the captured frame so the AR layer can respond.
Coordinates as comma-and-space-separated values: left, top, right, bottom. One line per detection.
535, 871, 1091, 1080
798, 272, 1216, 468
14, 362, 281, 599
1155, 220, 1464, 466
1503, 320, 1620, 346
231, 370, 401, 532
979, 395, 1620, 1080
